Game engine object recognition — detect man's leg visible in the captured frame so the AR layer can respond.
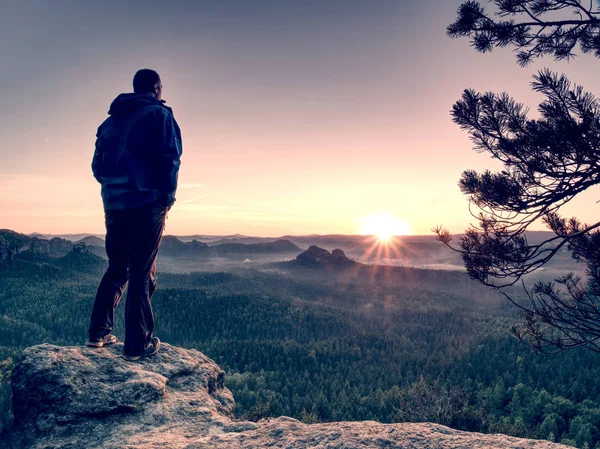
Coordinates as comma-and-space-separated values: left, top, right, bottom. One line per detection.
149, 258, 157, 299
123, 200, 167, 356
88, 209, 129, 341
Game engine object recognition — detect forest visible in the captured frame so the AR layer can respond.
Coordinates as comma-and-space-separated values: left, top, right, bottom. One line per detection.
1, 247, 600, 448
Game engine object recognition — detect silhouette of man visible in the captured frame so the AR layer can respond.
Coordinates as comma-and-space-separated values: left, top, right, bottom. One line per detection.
87, 69, 182, 361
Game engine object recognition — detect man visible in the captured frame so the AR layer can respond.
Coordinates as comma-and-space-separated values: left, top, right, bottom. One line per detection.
87, 69, 182, 361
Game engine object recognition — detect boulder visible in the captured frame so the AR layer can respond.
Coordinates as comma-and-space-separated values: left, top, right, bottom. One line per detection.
1, 343, 569, 449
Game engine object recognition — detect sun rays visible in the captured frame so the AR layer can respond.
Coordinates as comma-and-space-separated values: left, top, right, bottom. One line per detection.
353, 213, 413, 283
359, 213, 412, 242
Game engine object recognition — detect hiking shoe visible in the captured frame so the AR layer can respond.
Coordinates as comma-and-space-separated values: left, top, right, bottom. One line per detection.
121, 337, 161, 362
86, 334, 118, 348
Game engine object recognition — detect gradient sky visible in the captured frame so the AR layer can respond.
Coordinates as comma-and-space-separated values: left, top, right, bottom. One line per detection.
1, 0, 599, 237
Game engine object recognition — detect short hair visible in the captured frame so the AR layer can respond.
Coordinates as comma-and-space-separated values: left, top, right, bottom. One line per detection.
133, 69, 160, 94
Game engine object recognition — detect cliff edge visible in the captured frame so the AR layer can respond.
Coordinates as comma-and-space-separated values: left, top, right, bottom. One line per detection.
1, 343, 569, 449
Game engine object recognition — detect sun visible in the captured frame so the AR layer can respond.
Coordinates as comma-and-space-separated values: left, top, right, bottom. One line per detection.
359, 213, 412, 241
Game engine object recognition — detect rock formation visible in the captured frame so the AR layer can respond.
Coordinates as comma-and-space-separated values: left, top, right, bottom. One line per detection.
330, 248, 353, 267
0, 229, 73, 260
158, 235, 194, 256
75, 236, 106, 248
72, 241, 89, 254
295, 245, 356, 268
0, 343, 569, 449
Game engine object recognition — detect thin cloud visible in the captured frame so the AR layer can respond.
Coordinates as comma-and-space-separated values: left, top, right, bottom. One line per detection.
180, 193, 214, 204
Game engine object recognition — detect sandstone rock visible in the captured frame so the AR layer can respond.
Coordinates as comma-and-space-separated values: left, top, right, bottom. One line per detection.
330, 248, 353, 267
295, 246, 355, 268
297, 245, 332, 265
2, 343, 234, 449
1, 343, 570, 449
187, 418, 570, 449
72, 242, 89, 254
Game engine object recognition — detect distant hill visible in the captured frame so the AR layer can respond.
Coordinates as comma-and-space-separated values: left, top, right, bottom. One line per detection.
4, 229, 575, 271
159, 236, 213, 258
0, 234, 106, 276
74, 236, 105, 247
176, 233, 251, 243
53, 249, 107, 275
214, 239, 301, 254
1, 229, 32, 252
28, 232, 50, 239
208, 237, 282, 245
86, 245, 107, 259
158, 236, 301, 258
280, 233, 365, 248
29, 232, 103, 241
0, 229, 73, 261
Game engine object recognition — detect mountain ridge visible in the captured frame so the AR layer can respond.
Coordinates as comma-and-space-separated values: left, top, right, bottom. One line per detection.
1, 228, 577, 271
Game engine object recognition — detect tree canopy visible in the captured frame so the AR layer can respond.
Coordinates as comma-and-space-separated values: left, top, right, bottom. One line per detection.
437, 1, 600, 353
447, 0, 600, 65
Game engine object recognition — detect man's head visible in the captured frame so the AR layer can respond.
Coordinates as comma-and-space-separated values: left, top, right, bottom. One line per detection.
133, 69, 162, 101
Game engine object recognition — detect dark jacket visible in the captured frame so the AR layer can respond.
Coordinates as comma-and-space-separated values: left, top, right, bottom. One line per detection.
92, 93, 183, 210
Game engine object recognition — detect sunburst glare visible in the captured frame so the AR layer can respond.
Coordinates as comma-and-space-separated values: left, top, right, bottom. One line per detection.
359, 213, 412, 242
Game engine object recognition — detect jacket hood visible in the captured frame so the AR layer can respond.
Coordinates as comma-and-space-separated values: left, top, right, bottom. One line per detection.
108, 93, 171, 116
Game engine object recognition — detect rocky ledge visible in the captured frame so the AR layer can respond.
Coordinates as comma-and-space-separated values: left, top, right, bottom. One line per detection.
1, 343, 568, 449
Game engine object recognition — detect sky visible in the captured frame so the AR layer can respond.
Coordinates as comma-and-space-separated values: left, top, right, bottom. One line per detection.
1, 0, 599, 237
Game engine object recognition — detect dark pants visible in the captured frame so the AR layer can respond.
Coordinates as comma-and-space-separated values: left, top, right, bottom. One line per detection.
88, 199, 168, 356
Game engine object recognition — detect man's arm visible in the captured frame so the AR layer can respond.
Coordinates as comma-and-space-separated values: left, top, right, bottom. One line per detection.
91, 128, 104, 183
156, 109, 183, 208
